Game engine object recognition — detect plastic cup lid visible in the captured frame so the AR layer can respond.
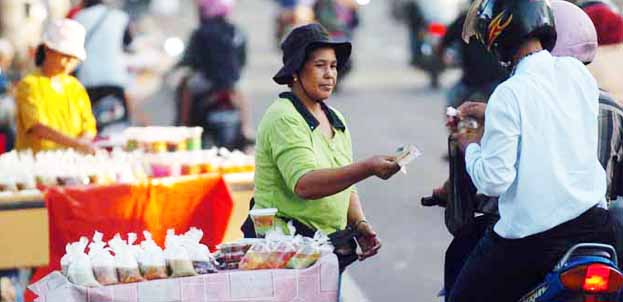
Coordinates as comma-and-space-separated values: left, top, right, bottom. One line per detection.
249, 208, 278, 216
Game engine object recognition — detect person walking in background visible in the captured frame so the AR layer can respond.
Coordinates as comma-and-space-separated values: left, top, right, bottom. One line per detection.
177, 0, 254, 150
74, 0, 138, 135
15, 19, 97, 154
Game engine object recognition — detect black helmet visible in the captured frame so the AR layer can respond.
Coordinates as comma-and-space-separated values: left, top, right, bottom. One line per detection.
462, 0, 557, 65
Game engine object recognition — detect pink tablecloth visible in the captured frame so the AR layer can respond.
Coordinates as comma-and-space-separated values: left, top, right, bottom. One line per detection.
29, 254, 339, 302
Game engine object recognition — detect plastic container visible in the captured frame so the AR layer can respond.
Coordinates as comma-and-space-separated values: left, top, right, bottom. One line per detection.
249, 208, 278, 237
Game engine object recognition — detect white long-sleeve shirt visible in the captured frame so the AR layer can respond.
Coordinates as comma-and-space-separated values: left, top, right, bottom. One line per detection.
465, 51, 607, 239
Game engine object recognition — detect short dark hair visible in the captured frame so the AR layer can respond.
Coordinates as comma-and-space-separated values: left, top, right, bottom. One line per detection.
35, 44, 46, 67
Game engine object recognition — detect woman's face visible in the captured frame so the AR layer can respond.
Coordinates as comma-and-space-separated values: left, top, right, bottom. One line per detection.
298, 47, 338, 101
44, 48, 80, 75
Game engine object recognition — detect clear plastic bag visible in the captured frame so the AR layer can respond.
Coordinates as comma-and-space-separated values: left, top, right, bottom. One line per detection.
164, 230, 197, 277
88, 232, 118, 285
109, 234, 144, 283
265, 241, 296, 269
239, 242, 271, 270
61, 243, 72, 276
287, 243, 321, 269
181, 228, 218, 274
66, 237, 100, 287
139, 231, 168, 280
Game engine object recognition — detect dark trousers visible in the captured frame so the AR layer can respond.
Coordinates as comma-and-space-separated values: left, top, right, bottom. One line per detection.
448, 206, 615, 302
444, 215, 496, 300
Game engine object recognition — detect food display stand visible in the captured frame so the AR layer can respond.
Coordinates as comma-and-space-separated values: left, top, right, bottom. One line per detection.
29, 254, 339, 302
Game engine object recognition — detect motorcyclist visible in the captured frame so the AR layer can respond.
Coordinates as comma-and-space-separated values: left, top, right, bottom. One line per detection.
313, 0, 360, 88
436, 2, 508, 109
177, 0, 254, 150
448, 0, 615, 301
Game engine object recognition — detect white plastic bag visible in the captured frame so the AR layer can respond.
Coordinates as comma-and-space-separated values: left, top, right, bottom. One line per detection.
180, 228, 218, 274
164, 230, 197, 277
109, 234, 144, 283
66, 237, 100, 287
88, 232, 118, 285
138, 231, 168, 280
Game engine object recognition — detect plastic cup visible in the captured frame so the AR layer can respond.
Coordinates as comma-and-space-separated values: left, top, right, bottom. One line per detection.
249, 208, 278, 237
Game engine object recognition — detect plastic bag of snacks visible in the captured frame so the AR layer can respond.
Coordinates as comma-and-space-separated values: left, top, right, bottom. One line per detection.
216, 240, 256, 270
181, 228, 218, 274
66, 237, 100, 287
265, 240, 297, 269
164, 230, 197, 277
88, 232, 118, 285
239, 241, 272, 270
109, 234, 144, 283
61, 243, 73, 276
138, 231, 168, 280
287, 240, 321, 269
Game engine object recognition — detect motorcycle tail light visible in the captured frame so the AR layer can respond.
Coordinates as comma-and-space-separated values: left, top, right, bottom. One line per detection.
560, 263, 623, 293
428, 22, 447, 37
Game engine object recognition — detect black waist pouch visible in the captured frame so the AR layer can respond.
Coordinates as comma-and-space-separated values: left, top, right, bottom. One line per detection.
241, 198, 358, 272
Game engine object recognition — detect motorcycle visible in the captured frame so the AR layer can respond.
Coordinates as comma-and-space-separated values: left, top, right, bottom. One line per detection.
390, 0, 467, 88
422, 138, 623, 302
519, 243, 623, 302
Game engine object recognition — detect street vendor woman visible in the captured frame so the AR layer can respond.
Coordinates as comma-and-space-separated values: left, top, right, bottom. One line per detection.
247, 23, 401, 268
15, 19, 97, 154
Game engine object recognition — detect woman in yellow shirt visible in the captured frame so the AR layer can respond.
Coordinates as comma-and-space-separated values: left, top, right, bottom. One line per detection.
15, 19, 97, 154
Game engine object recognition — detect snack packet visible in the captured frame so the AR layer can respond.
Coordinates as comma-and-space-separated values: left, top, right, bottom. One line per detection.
67, 237, 100, 287
181, 228, 218, 274
139, 231, 168, 280
109, 234, 144, 283
239, 241, 271, 270
164, 230, 197, 277
287, 242, 321, 269
88, 232, 118, 285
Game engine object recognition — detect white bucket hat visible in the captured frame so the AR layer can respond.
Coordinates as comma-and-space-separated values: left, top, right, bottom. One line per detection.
42, 19, 87, 61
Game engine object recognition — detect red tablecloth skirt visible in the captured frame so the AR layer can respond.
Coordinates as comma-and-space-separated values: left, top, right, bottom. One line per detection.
27, 174, 234, 301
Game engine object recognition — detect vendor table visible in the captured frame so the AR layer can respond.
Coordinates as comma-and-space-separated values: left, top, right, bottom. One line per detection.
29, 254, 339, 302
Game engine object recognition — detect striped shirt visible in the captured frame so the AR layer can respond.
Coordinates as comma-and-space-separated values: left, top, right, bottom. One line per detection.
598, 90, 623, 200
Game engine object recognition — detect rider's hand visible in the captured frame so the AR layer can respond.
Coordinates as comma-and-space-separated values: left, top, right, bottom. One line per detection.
457, 101, 487, 122
355, 221, 381, 261
452, 128, 483, 152
365, 156, 401, 180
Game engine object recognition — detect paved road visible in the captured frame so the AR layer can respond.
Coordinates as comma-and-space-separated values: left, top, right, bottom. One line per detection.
140, 1, 460, 300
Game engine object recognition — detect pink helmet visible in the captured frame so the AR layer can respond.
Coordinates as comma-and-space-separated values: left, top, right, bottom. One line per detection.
198, 0, 235, 19
550, 0, 598, 63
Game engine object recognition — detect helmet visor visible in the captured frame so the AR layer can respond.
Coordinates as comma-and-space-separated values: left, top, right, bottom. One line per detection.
462, 0, 486, 43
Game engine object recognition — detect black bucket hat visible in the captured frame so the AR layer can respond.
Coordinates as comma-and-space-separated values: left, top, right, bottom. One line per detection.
273, 23, 352, 85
